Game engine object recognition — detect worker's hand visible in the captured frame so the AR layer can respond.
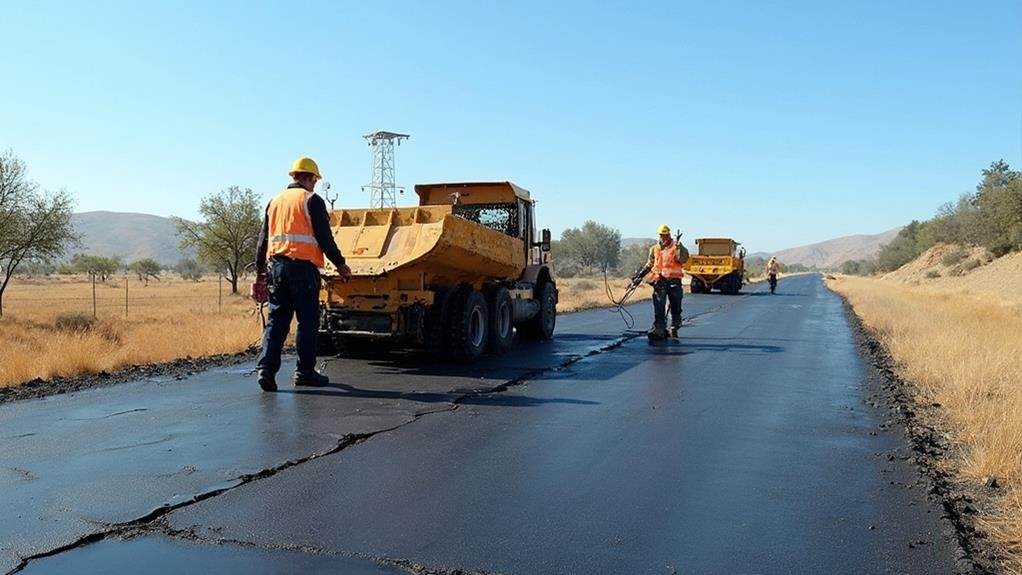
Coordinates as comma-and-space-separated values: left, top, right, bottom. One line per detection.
250, 274, 269, 304
337, 264, 352, 283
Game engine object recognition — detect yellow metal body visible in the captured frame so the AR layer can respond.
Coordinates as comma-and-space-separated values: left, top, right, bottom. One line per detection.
683, 238, 745, 291
320, 182, 535, 325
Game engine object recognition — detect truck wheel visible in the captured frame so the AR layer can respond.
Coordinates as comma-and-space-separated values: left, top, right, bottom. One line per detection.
520, 282, 556, 340
690, 277, 705, 294
450, 287, 489, 361
487, 287, 514, 354
424, 288, 451, 357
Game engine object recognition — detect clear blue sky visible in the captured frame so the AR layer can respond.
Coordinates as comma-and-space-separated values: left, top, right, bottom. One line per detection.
2, 1, 1020, 253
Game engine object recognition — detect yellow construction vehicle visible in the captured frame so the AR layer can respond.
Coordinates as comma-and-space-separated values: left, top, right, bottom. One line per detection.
684, 238, 746, 295
318, 182, 556, 361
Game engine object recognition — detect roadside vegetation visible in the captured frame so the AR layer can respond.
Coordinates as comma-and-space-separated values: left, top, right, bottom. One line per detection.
829, 160, 1022, 573
828, 275, 1022, 571
0, 275, 264, 388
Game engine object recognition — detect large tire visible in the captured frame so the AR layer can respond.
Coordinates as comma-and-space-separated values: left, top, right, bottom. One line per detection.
487, 287, 514, 355
449, 287, 489, 361
690, 277, 706, 294
423, 288, 451, 357
520, 282, 556, 340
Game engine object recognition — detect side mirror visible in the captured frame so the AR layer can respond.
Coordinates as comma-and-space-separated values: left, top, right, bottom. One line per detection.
541, 228, 552, 252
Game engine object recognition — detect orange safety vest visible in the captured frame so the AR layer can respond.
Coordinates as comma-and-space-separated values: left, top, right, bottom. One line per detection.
766, 261, 779, 275
266, 187, 325, 268
647, 242, 685, 282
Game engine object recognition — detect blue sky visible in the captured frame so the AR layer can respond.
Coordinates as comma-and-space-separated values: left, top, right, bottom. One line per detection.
2, 0, 1020, 253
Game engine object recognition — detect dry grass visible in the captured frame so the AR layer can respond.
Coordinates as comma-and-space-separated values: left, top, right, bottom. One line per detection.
555, 276, 653, 313
0, 275, 264, 388
828, 275, 1022, 571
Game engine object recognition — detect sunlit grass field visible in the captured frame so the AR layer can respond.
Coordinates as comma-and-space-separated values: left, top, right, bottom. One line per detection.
0, 275, 265, 388
829, 275, 1022, 572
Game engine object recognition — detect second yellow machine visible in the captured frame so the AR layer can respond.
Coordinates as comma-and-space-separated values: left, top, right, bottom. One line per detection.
317, 182, 556, 361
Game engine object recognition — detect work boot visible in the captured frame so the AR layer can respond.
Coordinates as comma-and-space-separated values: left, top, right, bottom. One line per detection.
668, 326, 679, 339
647, 326, 666, 340
293, 370, 330, 387
256, 370, 277, 392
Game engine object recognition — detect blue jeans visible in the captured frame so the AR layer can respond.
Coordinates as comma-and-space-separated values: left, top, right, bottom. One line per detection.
256, 258, 321, 376
652, 278, 683, 332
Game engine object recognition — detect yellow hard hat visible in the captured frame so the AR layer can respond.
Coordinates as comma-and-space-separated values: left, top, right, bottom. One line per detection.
657, 224, 671, 235
289, 157, 322, 180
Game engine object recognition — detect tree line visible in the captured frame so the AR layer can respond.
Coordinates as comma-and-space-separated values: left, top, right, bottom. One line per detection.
840, 160, 1022, 275
0, 150, 263, 317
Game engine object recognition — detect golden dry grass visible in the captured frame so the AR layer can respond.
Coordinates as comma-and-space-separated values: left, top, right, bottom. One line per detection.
828, 275, 1022, 572
0, 275, 265, 388
555, 276, 652, 313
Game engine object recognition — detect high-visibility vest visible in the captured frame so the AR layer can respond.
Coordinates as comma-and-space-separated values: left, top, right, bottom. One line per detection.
767, 261, 779, 275
267, 187, 325, 268
648, 242, 685, 282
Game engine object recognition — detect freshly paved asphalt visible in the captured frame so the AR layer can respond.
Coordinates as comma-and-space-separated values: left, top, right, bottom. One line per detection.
2, 275, 961, 574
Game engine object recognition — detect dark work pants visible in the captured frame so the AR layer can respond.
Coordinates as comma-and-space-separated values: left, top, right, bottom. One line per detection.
257, 258, 321, 376
652, 278, 684, 332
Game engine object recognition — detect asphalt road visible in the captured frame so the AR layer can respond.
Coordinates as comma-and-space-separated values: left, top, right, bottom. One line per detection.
1, 275, 963, 574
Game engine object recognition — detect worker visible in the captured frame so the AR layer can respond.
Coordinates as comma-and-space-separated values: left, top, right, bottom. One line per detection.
633, 224, 689, 339
766, 256, 780, 294
251, 157, 352, 392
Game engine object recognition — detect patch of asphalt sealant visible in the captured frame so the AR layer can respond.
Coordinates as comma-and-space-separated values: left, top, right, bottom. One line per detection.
9, 300, 745, 573
7, 330, 642, 573
835, 293, 1002, 575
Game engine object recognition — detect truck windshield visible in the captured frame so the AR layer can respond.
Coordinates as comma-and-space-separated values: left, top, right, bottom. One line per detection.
454, 203, 519, 237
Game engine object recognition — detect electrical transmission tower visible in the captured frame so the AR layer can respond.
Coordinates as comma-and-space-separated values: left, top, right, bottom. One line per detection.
361, 130, 410, 208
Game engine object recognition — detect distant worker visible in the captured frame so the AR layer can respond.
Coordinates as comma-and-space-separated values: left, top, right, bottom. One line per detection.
251, 157, 352, 392
766, 256, 780, 294
632, 224, 689, 340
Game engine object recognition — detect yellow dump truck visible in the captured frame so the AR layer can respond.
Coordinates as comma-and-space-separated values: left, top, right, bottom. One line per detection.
317, 182, 556, 361
684, 238, 746, 295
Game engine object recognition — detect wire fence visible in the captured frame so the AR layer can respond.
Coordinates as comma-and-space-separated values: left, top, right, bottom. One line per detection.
3, 274, 253, 320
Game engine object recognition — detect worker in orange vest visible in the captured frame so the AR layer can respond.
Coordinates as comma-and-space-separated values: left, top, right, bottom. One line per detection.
633, 224, 689, 339
251, 157, 352, 392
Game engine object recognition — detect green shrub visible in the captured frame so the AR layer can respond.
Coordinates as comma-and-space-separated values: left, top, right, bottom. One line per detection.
924, 270, 941, 279
941, 248, 968, 266
55, 312, 95, 333
961, 259, 981, 272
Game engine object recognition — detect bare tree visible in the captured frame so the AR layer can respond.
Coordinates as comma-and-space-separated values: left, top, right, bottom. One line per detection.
0, 150, 77, 317
172, 186, 261, 294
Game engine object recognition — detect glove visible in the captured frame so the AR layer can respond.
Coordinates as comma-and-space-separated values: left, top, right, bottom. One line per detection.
337, 263, 352, 282
250, 274, 268, 304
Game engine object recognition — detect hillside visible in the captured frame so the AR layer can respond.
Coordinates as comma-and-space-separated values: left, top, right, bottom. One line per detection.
877, 242, 1022, 304
68, 211, 194, 265
751, 227, 902, 269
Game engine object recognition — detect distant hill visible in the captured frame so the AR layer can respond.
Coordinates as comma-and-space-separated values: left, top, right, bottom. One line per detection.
68, 211, 195, 265
751, 227, 903, 269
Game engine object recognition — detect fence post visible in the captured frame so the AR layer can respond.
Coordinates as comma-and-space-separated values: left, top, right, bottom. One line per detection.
92, 273, 97, 319
218, 274, 223, 314
124, 276, 129, 317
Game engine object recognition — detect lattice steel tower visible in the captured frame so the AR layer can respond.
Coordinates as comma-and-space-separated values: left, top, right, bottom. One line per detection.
361, 130, 410, 208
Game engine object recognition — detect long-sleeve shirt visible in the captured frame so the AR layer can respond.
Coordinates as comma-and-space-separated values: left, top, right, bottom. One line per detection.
255, 183, 346, 274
